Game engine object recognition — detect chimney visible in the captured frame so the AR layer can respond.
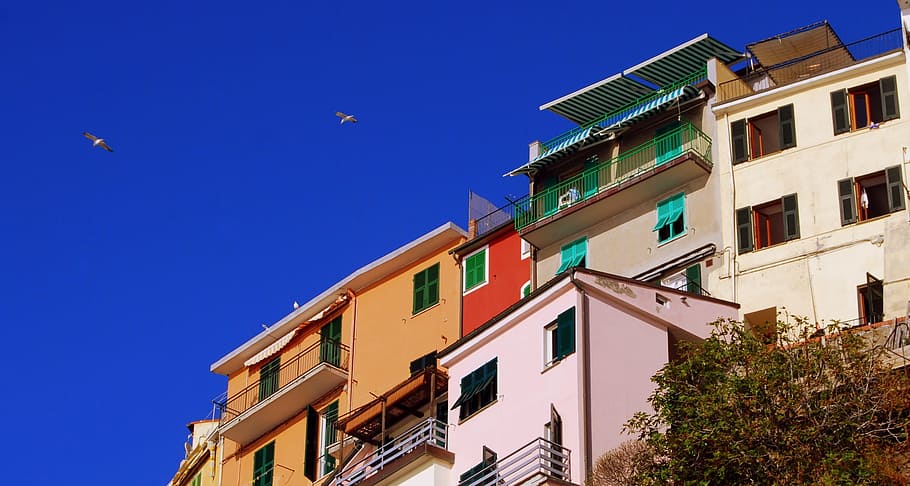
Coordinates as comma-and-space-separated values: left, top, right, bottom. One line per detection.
529, 140, 543, 161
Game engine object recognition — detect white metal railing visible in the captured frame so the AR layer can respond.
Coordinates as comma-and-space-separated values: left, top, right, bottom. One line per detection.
458, 438, 571, 486
335, 417, 447, 485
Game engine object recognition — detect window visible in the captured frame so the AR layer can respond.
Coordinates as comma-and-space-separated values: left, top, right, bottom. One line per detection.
660, 263, 703, 295
521, 281, 531, 299
545, 308, 575, 366
304, 406, 318, 480
654, 193, 686, 243
520, 238, 531, 260
409, 350, 437, 375
858, 273, 884, 325
736, 194, 800, 254
838, 166, 905, 225
320, 401, 339, 476
831, 76, 899, 134
413, 263, 440, 313
320, 316, 341, 366
452, 358, 497, 420
253, 442, 275, 486
258, 357, 280, 401
731, 104, 796, 163
463, 247, 488, 293
459, 447, 497, 485
191, 473, 202, 486
556, 237, 586, 273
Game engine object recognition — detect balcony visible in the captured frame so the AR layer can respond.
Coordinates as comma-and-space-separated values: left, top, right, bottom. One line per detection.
335, 417, 451, 486
458, 438, 573, 486
219, 340, 350, 446
514, 122, 712, 249
717, 27, 901, 103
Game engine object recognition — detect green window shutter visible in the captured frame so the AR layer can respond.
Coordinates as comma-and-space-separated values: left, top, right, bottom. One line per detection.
413, 270, 426, 313
322, 401, 339, 474
259, 357, 280, 400
413, 264, 440, 313
736, 207, 753, 254
320, 317, 341, 366
782, 194, 800, 241
558, 238, 585, 273
838, 178, 857, 225
464, 250, 486, 290
427, 263, 439, 307
881, 76, 900, 121
304, 406, 318, 480
583, 156, 599, 197
574, 238, 587, 268
831, 89, 850, 134
778, 104, 796, 149
653, 198, 671, 231
555, 307, 576, 359
522, 282, 531, 298
685, 263, 702, 295
731, 119, 748, 163
886, 165, 905, 211
253, 442, 275, 486
543, 175, 559, 215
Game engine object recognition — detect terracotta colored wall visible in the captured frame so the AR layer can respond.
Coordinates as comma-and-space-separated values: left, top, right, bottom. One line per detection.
350, 239, 464, 409
462, 230, 531, 335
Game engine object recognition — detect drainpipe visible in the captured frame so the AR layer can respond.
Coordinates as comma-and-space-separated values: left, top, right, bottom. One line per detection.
346, 288, 358, 413
217, 435, 224, 486
569, 273, 593, 479
725, 112, 738, 304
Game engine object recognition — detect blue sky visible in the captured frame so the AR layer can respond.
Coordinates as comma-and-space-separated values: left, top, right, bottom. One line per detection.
0, 1, 900, 484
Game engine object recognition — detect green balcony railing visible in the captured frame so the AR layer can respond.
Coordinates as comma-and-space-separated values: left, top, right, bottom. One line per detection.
537, 68, 708, 158
514, 122, 712, 231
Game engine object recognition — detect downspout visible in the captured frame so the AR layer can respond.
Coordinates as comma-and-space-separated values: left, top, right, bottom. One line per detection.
569, 273, 593, 479
346, 288, 358, 413
725, 112, 738, 304
217, 435, 224, 485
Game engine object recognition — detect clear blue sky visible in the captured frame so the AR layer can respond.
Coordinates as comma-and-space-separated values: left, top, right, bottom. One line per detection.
0, 1, 899, 483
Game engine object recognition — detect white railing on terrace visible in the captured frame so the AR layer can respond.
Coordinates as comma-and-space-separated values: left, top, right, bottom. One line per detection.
335, 417, 447, 485
459, 438, 571, 486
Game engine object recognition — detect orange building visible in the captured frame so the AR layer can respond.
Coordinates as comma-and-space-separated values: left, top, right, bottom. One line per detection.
209, 223, 466, 486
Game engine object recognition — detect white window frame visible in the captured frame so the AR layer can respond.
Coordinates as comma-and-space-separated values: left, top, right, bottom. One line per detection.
520, 238, 531, 260
463, 245, 489, 295
520, 281, 531, 299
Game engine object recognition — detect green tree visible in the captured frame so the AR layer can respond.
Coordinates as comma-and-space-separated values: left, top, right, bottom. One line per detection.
625, 319, 910, 485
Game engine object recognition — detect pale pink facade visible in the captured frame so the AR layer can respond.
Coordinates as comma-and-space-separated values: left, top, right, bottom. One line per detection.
440, 268, 738, 483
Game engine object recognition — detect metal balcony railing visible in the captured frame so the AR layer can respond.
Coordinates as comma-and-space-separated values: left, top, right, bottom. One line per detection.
220, 340, 350, 423
458, 437, 571, 486
718, 28, 902, 103
335, 417, 448, 485
538, 68, 708, 157
514, 122, 712, 231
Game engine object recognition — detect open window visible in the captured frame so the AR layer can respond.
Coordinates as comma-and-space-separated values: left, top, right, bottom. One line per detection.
452, 358, 498, 420
831, 76, 899, 134
838, 166, 905, 225
731, 104, 796, 163
736, 194, 800, 253
858, 273, 884, 325
556, 237, 587, 273
545, 307, 575, 366
654, 193, 686, 243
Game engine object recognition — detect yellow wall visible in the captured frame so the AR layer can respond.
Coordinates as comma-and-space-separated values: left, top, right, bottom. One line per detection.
349, 239, 463, 409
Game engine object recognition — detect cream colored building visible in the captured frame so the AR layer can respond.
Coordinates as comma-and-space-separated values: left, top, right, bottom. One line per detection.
509, 36, 744, 302
709, 19, 910, 336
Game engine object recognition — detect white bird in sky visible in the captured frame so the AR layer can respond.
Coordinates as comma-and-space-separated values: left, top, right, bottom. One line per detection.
83, 132, 114, 152
336, 112, 358, 125
293, 301, 300, 309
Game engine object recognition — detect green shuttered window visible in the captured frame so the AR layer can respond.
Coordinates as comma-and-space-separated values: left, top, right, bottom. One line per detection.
654, 193, 686, 243
452, 358, 498, 420
550, 307, 576, 363
258, 357, 280, 401
831, 76, 900, 134
253, 442, 275, 486
463, 248, 487, 292
413, 263, 440, 313
556, 237, 586, 273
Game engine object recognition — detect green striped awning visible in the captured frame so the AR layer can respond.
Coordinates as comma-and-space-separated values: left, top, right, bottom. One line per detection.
540, 34, 742, 125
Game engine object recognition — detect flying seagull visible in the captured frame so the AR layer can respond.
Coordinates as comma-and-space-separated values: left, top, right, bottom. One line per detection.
336, 112, 358, 125
83, 132, 113, 152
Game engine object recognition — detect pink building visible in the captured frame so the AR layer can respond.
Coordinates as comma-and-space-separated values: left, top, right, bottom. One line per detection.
439, 268, 739, 485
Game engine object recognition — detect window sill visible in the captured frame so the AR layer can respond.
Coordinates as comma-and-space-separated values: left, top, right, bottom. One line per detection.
542, 352, 574, 374
457, 399, 498, 425
657, 232, 687, 247
463, 280, 489, 296
412, 302, 441, 317
843, 212, 897, 227
741, 238, 799, 254
733, 146, 795, 166
835, 119, 894, 136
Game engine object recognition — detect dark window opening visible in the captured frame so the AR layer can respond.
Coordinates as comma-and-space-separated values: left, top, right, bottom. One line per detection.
452, 359, 497, 420
731, 104, 796, 163
736, 194, 799, 254
831, 76, 899, 134
858, 274, 884, 325
838, 166, 905, 225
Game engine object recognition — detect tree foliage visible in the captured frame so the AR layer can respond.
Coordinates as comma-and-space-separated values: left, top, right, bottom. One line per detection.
625, 319, 910, 485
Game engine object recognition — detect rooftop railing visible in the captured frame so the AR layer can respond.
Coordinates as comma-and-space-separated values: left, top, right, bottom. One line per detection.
458, 437, 571, 486
536, 68, 708, 160
514, 122, 711, 231
335, 417, 447, 485
220, 340, 350, 423
718, 28, 902, 103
